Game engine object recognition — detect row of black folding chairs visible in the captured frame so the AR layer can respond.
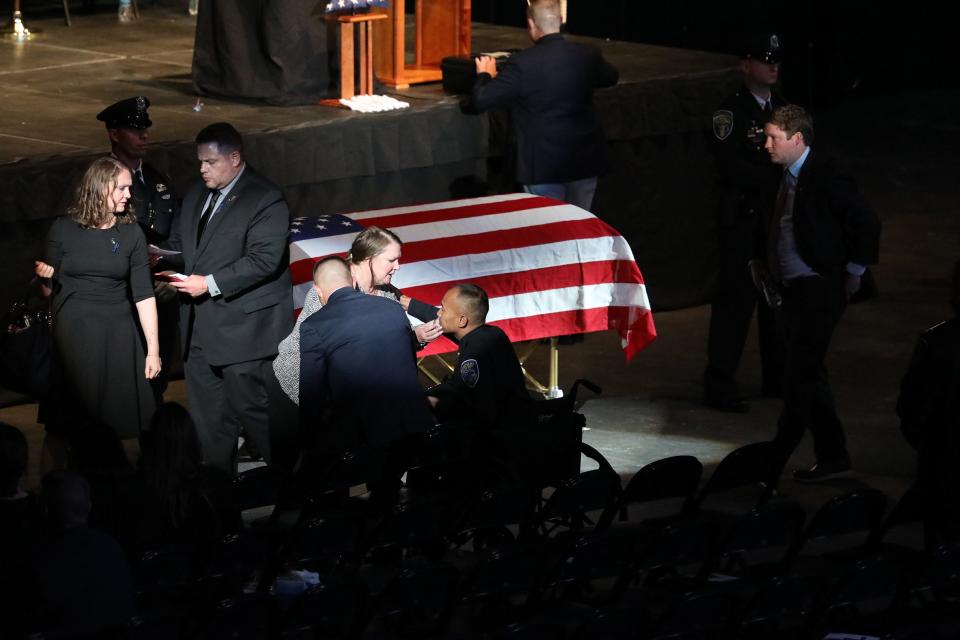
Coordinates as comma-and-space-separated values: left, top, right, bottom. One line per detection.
122, 531, 960, 640
534, 440, 786, 538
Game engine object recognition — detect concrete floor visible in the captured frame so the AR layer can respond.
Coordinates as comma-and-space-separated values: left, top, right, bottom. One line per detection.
2, 8, 959, 516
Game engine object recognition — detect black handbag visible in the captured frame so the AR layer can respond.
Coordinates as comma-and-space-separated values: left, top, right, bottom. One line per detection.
0, 298, 53, 398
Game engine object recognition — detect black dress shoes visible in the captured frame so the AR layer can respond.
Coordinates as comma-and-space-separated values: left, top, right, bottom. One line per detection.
793, 458, 852, 483
703, 396, 750, 413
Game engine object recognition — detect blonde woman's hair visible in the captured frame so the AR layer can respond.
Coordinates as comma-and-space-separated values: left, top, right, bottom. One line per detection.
68, 157, 136, 228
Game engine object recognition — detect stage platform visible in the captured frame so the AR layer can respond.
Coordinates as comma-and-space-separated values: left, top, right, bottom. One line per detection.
0, 8, 739, 313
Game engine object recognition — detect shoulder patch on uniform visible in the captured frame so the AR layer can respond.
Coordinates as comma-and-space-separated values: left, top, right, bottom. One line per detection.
460, 359, 480, 388
713, 110, 734, 140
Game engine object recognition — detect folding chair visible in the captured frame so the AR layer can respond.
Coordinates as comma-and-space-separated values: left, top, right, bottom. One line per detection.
364, 562, 460, 637
596, 455, 703, 531
783, 488, 888, 572
691, 441, 784, 516
534, 443, 621, 538
232, 464, 282, 513
812, 554, 908, 639
735, 574, 824, 640
541, 529, 643, 605
276, 582, 367, 640
699, 500, 807, 584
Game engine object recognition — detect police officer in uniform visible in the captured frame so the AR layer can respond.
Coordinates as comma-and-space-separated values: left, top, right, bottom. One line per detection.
427, 284, 532, 431
703, 34, 787, 413
97, 97, 181, 393
97, 97, 179, 244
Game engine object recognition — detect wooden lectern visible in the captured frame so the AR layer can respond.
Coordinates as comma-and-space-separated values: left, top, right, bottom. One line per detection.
324, 12, 389, 103
373, 0, 471, 88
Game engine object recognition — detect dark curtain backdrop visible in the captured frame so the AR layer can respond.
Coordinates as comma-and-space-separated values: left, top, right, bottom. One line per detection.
192, 0, 337, 105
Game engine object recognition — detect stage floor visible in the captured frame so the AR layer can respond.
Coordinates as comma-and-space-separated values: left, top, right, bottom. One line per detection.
0, 8, 735, 164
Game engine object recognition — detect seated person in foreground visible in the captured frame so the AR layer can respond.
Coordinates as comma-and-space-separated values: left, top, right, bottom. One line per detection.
299, 257, 434, 458
136, 402, 240, 548
0, 422, 38, 531
0, 423, 43, 640
898, 260, 960, 542
25, 471, 135, 638
427, 284, 533, 430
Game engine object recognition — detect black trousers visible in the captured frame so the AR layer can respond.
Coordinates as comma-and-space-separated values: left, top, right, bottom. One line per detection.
185, 331, 272, 474
266, 370, 302, 474
773, 275, 849, 463
704, 218, 783, 400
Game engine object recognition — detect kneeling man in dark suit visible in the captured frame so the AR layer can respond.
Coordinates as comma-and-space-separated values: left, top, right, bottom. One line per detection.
299, 257, 433, 458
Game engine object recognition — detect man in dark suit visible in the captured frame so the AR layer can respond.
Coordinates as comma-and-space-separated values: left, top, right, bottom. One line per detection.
299, 257, 433, 457
165, 122, 293, 473
752, 105, 880, 482
471, 0, 618, 211
703, 35, 787, 413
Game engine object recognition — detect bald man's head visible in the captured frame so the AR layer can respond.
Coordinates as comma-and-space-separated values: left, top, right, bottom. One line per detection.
527, 0, 562, 38
312, 256, 353, 303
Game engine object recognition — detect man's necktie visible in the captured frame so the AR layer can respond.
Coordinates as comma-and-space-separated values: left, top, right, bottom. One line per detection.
766, 171, 793, 283
196, 189, 221, 245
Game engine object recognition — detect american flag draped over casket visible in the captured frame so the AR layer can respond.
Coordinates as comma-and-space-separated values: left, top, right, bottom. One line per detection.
287, 193, 657, 361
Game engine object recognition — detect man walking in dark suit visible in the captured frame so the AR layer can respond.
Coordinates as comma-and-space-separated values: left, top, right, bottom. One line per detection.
703, 35, 787, 413
753, 105, 880, 482
471, 0, 618, 211
165, 122, 293, 473
299, 258, 433, 457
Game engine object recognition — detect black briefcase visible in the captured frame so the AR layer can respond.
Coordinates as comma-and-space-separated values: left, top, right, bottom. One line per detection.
440, 50, 518, 94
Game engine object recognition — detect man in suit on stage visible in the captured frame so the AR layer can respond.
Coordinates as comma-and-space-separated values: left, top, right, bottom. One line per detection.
165, 122, 293, 473
299, 257, 433, 457
752, 105, 880, 482
470, 0, 618, 212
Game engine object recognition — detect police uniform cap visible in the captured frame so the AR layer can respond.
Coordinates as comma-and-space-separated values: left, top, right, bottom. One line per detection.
96, 96, 152, 129
742, 33, 782, 65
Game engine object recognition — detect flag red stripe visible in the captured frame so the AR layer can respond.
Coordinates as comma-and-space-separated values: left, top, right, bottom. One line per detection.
418, 306, 656, 361
354, 195, 558, 229
400, 260, 646, 306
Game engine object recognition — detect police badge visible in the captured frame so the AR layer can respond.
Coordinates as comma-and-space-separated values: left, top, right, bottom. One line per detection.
156, 183, 167, 192
713, 110, 734, 141
460, 359, 480, 388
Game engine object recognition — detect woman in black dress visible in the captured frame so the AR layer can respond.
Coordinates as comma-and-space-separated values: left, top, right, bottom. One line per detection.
35, 157, 161, 462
